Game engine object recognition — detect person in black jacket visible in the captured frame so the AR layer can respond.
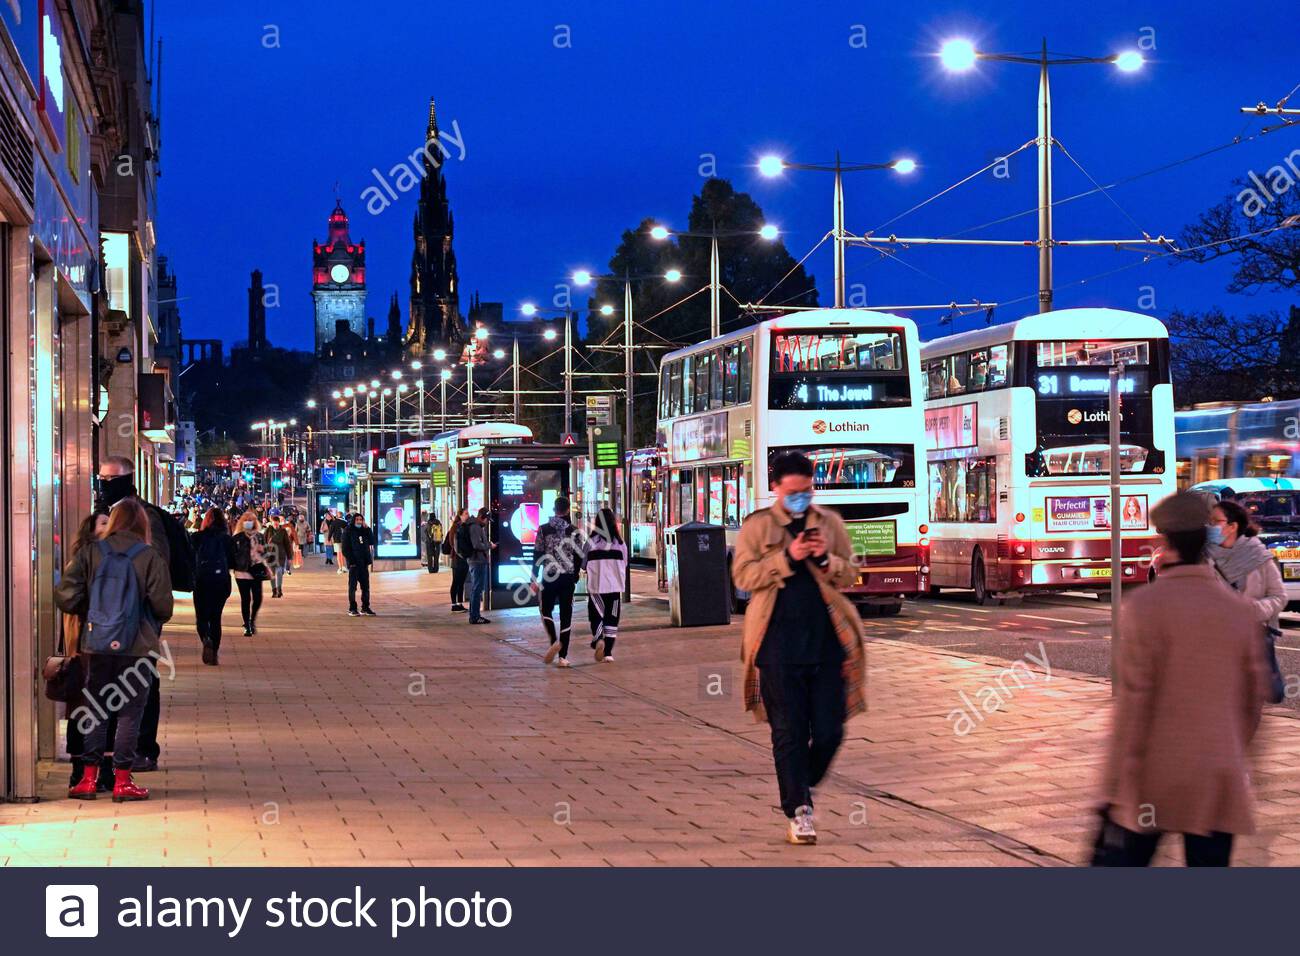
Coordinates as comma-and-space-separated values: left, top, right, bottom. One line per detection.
342, 512, 376, 616
96, 455, 193, 773
191, 508, 235, 665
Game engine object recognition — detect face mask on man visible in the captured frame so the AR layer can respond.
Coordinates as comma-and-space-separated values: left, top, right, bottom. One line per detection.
98, 473, 135, 509
782, 490, 813, 516
1206, 524, 1224, 546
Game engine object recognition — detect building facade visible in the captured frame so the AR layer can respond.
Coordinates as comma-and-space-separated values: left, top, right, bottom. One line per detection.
0, 0, 164, 802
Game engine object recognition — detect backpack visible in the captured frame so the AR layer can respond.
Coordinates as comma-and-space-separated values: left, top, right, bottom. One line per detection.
195, 532, 229, 579
149, 503, 195, 592
456, 521, 474, 557
85, 540, 150, 655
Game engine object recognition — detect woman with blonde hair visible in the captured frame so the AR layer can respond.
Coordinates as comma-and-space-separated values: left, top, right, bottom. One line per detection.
230, 509, 268, 636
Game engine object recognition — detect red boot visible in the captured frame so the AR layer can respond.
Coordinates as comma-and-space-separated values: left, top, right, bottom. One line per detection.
68, 764, 99, 800
111, 768, 149, 803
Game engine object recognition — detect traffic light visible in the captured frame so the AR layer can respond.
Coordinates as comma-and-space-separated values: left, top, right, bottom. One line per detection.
589, 425, 625, 470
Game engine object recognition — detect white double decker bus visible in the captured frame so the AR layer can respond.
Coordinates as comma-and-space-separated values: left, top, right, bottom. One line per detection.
656, 309, 928, 613
920, 308, 1175, 603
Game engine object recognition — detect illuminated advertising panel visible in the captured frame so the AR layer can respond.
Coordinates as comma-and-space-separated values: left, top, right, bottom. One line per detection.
373, 482, 420, 558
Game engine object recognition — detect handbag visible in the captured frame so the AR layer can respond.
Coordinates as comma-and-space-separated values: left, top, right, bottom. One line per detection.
43, 613, 84, 703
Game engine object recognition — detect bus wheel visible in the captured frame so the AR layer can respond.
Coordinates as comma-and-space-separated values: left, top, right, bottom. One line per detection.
971, 555, 996, 606
878, 603, 902, 617
927, 585, 942, 597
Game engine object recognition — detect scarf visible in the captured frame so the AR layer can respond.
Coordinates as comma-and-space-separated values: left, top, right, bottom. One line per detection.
1206, 535, 1274, 590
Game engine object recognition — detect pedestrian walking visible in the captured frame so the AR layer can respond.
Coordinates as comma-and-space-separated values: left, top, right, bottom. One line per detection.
55, 499, 173, 803
534, 497, 581, 666
449, 508, 470, 612
265, 514, 293, 598
1207, 498, 1288, 702
295, 512, 311, 558
1092, 491, 1269, 867
343, 512, 376, 616
582, 507, 628, 665
424, 512, 443, 574
231, 510, 269, 635
467, 507, 494, 624
329, 510, 347, 572
191, 508, 235, 666
733, 451, 866, 846
96, 456, 192, 773
63, 511, 114, 793
320, 511, 335, 565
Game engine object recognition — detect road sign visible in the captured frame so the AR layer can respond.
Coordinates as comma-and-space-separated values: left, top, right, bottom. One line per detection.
585, 395, 614, 426
560, 433, 578, 446
589, 425, 624, 470
431, 468, 450, 488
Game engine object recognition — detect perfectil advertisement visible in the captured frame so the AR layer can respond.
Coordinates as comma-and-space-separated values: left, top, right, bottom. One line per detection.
1046, 495, 1148, 533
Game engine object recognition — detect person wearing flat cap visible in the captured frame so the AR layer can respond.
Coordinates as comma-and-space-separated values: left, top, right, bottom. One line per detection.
1093, 491, 1270, 866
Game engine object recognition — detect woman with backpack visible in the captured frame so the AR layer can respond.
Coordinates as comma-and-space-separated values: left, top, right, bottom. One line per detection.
64, 511, 114, 793
191, 508, 235, 665
425, 512, 443, 574
231, 509, 269, 636
582, 508, 629, 664
54, 498, 173, 802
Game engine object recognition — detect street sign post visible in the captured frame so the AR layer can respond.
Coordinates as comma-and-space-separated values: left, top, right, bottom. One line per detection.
585, 395, 614, 427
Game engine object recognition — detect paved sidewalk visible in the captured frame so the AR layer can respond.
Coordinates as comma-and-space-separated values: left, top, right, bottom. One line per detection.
3, 562, 1297, 866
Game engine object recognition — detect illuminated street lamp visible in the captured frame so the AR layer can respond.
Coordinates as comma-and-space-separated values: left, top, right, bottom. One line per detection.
757, 151, 917, 307
650, 222, 779, 336
937, 37, 1145, 311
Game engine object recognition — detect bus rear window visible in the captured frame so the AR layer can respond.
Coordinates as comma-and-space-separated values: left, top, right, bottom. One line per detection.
768, 444, 916, 490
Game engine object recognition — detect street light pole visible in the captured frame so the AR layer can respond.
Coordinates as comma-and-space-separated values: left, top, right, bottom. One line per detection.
440, 374, 448, 431
1037, 39, 1054, 314
623, 275, 634, 601
709, 233, 722, 336
564, 310, 573, 436
833, 152, 846, 308
467, 359, 475, 426
417, 380, 425, 438
512, 336, 521, 425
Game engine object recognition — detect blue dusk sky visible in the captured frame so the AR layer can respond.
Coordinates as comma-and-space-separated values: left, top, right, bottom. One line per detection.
157, 0, 1298, 351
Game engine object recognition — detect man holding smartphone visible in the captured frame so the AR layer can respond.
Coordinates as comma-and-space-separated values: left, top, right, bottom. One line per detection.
733, 451, 867, 846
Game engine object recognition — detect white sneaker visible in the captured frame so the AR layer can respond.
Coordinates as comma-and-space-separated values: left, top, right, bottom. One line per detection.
544, 642, 562, 664
787, 805, 817, 845
601, 654, 615, 663
557, 657, 571, 668
593, 638, 606, 662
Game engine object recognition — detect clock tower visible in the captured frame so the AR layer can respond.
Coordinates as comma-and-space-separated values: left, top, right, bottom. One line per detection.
312, 201, 367, 353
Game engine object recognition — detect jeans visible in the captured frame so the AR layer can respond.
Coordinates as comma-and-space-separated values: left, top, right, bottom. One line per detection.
468, 562, 489, 621
759, 659, 846, 818
349, 564, 372, 611
236, 577, 263, 626
1090, 814, 1235, 867
540, 573, 578, 656
450, 557, 468, 605
587, 591, 621, 654
194, 578, 232, 653
273, 564, 286, 593
80, 655, 154, 769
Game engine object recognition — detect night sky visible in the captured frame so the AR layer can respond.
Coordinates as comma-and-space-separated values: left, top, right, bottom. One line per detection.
157, 0, 1297, 353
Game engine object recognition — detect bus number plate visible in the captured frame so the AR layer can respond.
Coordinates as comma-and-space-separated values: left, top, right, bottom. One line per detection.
1275, 549, 1300, 560
1078, 567, 1112, 578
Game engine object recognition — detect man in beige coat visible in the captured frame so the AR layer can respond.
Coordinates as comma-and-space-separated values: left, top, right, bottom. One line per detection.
733, 452, 866, 846
1094, 491, 1268, 866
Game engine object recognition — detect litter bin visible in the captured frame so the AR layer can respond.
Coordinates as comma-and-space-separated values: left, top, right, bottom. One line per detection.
666, 521, 731, 627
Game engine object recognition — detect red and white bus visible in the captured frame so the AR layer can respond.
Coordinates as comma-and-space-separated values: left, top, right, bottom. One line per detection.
657, 309, 929, 613
920, 308, 1175, 603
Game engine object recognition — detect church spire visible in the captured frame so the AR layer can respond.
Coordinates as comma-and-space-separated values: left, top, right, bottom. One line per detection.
425, 97, 438, 143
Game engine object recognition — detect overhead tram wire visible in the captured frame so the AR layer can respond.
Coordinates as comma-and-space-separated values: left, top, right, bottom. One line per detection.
754, 230, 832, 308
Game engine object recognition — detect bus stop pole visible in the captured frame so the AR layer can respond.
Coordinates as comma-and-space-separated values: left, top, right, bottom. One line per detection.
1109, 362, 1124, 694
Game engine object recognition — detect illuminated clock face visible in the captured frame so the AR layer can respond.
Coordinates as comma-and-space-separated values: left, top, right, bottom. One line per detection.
330, 263, 350, 284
